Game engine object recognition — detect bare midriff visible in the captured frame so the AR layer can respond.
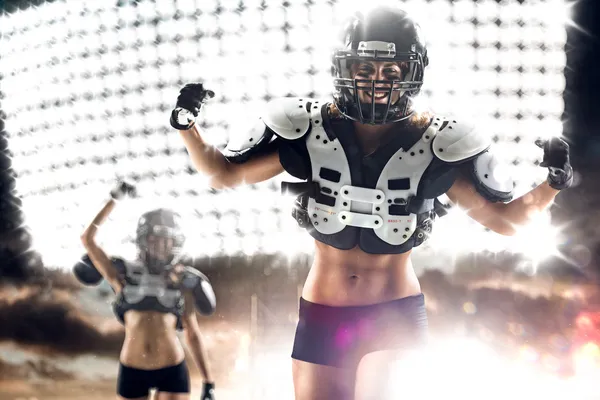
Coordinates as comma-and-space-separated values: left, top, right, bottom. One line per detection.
119, 310, 185, 370
302, 241, 421, 306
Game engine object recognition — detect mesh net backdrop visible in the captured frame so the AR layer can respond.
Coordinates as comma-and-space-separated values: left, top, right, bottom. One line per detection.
0, 0, 569, 268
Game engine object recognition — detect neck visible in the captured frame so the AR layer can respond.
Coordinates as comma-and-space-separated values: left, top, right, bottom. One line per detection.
353, 121, 396, 155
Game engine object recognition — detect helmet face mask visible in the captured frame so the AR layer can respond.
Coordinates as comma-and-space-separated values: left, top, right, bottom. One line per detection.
136, 209, 185, 274
331, 8, 429, 125
146, 234, 174, 263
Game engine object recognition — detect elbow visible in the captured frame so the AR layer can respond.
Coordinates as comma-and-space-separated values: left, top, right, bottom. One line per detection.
488, 216, 518, 236
183, 323, 200, 341
494, 225, 518, 236
496, 213, 535, 236
80, 232, 92, 247
207, 177, 229, 190
80, 229, 97, 248
185, 328, 199, 340
208, 170, 238, 190
486, 204, 519, 236
181, 313, 200, 334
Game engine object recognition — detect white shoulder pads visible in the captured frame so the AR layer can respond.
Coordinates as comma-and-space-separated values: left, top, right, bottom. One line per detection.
470, 149, 514, 202
222, 117, 273, 161
181, 266, 216, 316
262, 97, 311, 140
431, 116, 491, 163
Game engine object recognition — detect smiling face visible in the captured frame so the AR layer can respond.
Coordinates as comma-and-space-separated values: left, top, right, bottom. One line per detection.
146, 234, 174, 263
350, 60, 408, 105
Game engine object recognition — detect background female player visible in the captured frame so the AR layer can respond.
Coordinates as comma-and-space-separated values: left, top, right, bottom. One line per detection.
169, 7, 573, 400
77, 181, 217, 400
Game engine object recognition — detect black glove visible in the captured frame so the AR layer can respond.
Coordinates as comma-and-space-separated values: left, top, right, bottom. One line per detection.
535, 137, 573, 190
201, 382, 215, 400
110, 180, 137, 200
170, 83, 215, 130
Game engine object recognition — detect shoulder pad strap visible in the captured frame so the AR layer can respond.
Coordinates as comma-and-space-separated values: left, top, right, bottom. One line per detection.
111, 257, 127, 275
110, 257, 133, 286
433, 196, 453, 217
468, 149, 514, 203
263, 97, 311, 140
431, 116, 491, 163
123, 260, 145, 281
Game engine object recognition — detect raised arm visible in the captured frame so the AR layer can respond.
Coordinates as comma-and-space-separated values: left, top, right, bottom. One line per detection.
170, 83, 284, 189
79, 182, 136, 293
178, 124, 283, 189
444, 135, 573, 236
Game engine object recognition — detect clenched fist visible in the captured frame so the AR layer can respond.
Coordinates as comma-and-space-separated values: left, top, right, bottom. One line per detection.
170, 83, 215, 130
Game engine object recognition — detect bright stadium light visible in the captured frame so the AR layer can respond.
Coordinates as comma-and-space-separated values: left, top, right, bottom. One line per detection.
381, 336, 597, 400
0, 0, 569, 268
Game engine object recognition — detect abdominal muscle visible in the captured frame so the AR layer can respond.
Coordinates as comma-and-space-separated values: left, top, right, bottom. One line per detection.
119, 310, 185, 370
302, 241, 421, 306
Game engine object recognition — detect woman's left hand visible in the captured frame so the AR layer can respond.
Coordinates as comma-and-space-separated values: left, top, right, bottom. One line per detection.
166, 264, 186, 285
535, 137, 573, 190
201, 381, 215, 400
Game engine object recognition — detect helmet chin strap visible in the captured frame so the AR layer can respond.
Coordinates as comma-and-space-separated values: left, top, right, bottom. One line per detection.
356, 94, 414, 125
141, 251, 175, 274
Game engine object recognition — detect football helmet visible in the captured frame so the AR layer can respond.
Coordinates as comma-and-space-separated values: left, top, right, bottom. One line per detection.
331, 7, 429, 125
136, 208, 185, 274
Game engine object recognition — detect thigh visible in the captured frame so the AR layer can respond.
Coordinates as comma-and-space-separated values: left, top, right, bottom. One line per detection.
155, 393, 189, 400
292, 358, 356, 400
354, 349, 425, 400
354, 350, 401, 400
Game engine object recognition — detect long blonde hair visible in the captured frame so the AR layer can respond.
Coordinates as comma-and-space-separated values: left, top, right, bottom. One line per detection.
410, 110, 433, 129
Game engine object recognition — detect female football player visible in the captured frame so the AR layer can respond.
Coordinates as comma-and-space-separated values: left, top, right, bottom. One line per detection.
170, 7, 572, 399
79, 181, 217, 400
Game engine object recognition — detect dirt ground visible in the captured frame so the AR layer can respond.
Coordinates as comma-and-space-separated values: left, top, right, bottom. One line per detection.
0, 377, 295, 400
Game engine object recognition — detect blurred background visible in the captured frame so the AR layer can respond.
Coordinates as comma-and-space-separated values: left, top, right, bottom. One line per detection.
0, 0, 599, 399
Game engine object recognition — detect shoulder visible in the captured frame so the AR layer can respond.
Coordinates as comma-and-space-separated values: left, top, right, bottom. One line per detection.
465, 148, 514, 202
431, 115, 491, 163
263, 97, 325, 140
223, 97, 321, 163
180, 266, 209, 289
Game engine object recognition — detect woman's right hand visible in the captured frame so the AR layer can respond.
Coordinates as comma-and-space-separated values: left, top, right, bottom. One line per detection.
170, 83, 215, 131
110, 180, 137, 201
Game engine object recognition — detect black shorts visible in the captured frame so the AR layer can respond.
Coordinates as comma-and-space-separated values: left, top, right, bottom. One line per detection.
117, 361, 190, 398
291, 294, 428, 368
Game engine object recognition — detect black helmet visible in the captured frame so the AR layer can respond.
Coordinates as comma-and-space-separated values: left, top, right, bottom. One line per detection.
135, 208, 184, 273
331, 7, 429, 125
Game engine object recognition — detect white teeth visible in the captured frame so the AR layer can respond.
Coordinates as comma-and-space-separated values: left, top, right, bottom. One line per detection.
366, 92, 388, 99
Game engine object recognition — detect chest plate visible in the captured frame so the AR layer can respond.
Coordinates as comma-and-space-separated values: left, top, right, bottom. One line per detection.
121, 263, 181, 308
304, 105, 439, 249
112, 260, 184, 328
